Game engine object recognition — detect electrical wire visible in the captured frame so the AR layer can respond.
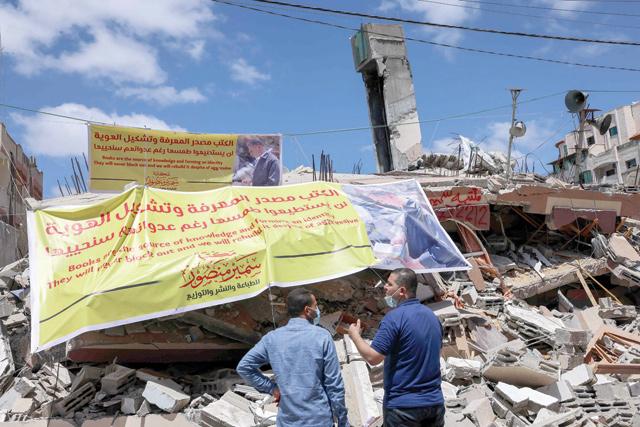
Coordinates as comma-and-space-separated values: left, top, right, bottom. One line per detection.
213, 0, 640, 72
241, 0, 640, 45
0, 92, 565, 138
414, 0, 640, 30
447, 0, 640, 18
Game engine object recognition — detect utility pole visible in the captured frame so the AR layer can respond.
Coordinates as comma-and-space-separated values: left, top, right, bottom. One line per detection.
506, 88, 522, 180
575, 110, 586, 184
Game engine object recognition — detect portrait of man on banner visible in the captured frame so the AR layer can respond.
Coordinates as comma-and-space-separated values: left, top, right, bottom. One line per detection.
233, 135, 282, 186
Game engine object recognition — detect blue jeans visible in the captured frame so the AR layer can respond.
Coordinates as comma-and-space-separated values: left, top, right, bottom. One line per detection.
383, 405, 445, 427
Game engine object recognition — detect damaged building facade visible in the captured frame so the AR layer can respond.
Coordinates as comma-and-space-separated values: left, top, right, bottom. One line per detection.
0, 123, 43, 266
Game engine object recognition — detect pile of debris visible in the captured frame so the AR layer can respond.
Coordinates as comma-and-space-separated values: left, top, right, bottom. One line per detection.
4, 211, 640, 426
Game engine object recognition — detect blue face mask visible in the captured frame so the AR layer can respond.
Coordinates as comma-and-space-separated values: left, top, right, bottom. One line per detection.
313, 307, 321, 325
384, 288, 400, 308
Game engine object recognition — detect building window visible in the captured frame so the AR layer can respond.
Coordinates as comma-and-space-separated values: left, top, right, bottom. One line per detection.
563, 145, 568, 157
581, 170, 593, 184
609, 126, 618, 137
626, 158, 637, 169
587, 136, 595, 146
605, 168, 616, 177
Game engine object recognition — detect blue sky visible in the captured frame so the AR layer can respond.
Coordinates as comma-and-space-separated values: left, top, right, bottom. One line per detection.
1, 0, 639, 198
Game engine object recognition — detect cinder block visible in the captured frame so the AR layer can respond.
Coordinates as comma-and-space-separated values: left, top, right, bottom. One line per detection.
101, 366, 136, 395
494, 382, 528, 411
55, 382, 96, 416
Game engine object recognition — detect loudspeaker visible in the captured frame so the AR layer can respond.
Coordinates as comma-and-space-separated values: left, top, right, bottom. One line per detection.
509, 120, 527, 138
565, 90, 587, 113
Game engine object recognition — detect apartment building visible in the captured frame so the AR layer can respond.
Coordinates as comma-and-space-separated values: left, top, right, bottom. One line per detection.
550, 101, 640, 186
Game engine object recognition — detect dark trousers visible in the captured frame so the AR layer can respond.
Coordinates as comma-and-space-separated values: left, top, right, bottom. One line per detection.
383, 405, 445, 427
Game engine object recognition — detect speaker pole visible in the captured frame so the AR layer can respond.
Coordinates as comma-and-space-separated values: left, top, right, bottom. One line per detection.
575, 110, 586, 185
506, 88, 523, 180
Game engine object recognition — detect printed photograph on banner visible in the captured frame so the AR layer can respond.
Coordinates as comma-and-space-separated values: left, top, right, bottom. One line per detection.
232, 135, 282, 187
342, 180, 470, 273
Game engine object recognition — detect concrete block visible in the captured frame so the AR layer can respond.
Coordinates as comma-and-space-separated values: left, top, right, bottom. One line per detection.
101, 366, 135, 395
41, 363, 74, 388
121, 396, 143, 415
55, 382, 96, 417
444, 411, 475, 427
11, 397, 35, 414
560, 364, 595, 387
520, 387, 559, 411
142, 380, 190, 413
220, 390, 252, 413
462, 397, 495, 427
342, 361, 381, 427
554, 329, 590, 347
13, 378, 35, 397
629, 381, 640, 397
491, 396, 509, 418
69, 366, 103, 392
200, 399, 255, 427
494, 382, 528, 411
441, 381, 458, 400
593, 382, 631, 401
136, 399, 151, 416
538, 380, 576, 403
446, 357, 482, 379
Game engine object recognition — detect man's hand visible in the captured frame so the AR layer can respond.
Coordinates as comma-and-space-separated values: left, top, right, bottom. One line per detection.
272, 387, 281, 406
347, 319, 362, 338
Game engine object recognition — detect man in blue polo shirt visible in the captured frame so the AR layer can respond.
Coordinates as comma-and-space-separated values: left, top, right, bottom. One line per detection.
347, 268, 444, 427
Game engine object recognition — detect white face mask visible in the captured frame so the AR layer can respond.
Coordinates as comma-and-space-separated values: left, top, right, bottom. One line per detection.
384, 288, 401, 308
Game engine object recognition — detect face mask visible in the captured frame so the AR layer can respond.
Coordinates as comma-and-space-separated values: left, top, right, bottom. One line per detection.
384, 288, 400, 308
313, 307, 321, 325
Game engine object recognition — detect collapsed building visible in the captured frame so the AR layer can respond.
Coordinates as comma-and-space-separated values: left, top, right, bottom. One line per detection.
0, 167, 638, 426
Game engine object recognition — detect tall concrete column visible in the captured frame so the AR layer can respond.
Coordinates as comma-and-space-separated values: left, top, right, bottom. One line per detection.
352, 24, 423, 172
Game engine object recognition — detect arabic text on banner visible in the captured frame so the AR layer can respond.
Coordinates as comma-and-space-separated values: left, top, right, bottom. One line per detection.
89, 124, 282, 191
28, 183, 374, 351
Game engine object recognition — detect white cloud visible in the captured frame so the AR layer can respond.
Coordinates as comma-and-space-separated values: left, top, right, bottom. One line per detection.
11, 103, 185, 157
0, 0, 216, 84
116, 86, 206, 106
378, 0, 479, 48
427, 119, 561, 161
229, 59, 271, 85
186, 40, 207, 61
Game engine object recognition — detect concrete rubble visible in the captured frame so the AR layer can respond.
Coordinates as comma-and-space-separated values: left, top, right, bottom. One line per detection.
3, 172, 640, 425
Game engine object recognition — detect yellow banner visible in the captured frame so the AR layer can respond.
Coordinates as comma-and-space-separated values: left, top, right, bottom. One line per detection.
28, 183, 375, 351
89, 125, 281, 191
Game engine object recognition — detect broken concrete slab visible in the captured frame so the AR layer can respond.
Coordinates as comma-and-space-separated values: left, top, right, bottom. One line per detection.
560, 364, 595, 387
538, 380, 576, 403
494, 382, 529, 411
200, 399, 255, 427
463, 397, 495, 427
142, 380, 190, 413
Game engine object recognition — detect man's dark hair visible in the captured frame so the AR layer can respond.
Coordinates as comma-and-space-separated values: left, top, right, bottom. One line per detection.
391, 268, 418, 295
287, 288, 314, 317
247, 138, 265, 147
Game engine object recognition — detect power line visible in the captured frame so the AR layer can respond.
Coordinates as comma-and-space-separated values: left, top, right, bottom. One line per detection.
214, 0, 640, 72
415, 0, 640, 30
449, 0, 640, 18
0, 92, 565, 138
242, 0, 640, 45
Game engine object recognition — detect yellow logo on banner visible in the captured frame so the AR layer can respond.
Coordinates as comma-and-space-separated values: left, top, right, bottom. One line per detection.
28, 183, 375, 351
